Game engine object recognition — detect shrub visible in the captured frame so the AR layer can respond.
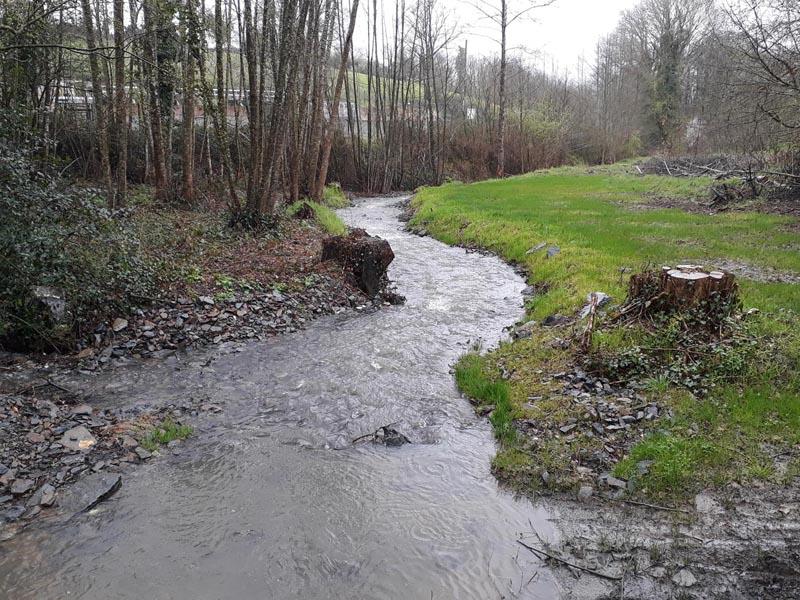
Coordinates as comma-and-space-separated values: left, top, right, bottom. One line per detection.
0, 128, 155, 350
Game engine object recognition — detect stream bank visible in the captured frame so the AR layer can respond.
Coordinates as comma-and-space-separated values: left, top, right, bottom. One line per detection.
407, 173, 800, 598
0, 197, 563, 599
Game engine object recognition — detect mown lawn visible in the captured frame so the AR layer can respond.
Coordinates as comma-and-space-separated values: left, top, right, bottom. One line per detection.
412, 167, 800, 501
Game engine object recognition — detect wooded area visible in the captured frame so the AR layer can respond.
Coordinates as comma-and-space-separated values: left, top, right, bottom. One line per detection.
1, 0, 797, 213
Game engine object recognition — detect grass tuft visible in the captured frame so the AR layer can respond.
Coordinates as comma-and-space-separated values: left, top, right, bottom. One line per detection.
322, 183, 350, 208
140, 416, 193, 452
286, 200, 348, 236
455, 353, 516, 443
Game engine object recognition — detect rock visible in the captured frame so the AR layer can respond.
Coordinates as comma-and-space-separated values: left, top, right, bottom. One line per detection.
135, 447, 152, 460
526, 242, 547, 255
511, 320, 537, 340
579, 291, 611, 318
27, 483, 56, 507
650, 566, 667, 578
321, 229, 395, 297
10, 479, 34, 495
71, 404, 93, 416
577, 485, 594, 500
198, 296, 215, 306
111, 317, 128, 332
4, 505, 25, 521
672, 568, 697, 587
541, 314, 571, 327
559, 424, 577, 434
38, 484, 56, 507
636, 460, 654, 476
0, 470, 16, 486
375, 426, 410, 447
694, 492, 724, 514
599, 473, 627, 489
26, 431, 45, 444
0, 524, 18, 541
119, 435, 139, 449
32, 286, 66, 323
546, 246, 560, 258
60, 426, 97, 451
58, 472, 122, 515
23, 505, 41, 519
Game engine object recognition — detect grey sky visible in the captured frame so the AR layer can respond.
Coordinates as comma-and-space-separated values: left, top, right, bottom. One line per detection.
456, 0, 640, 74
353, 0, 641, 77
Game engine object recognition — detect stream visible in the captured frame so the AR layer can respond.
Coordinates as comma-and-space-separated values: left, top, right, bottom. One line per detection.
0, 197, 561, 599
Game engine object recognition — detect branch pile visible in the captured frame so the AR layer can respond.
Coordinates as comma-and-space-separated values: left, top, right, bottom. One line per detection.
638, 155, 800, 206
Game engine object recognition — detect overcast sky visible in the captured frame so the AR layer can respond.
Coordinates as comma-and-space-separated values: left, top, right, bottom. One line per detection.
354, 0, 641, 78
457, 0, 640, 74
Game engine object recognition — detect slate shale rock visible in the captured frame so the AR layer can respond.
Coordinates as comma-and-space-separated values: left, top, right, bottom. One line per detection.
0, 391, 208, 535
321, 229, 395, 297
513, 366, 668, 494
59, 472, 122, 516
75, 273, 363, 368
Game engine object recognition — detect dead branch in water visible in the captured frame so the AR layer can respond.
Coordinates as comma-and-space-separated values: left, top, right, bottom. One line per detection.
516, 540, 623, 581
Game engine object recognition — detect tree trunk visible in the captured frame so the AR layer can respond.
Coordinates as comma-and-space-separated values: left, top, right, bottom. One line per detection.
142, 0, 169, 201
313, 0, 360, 201
112, 0, 127, 207
182, 0, 196, 203
496, 0, 507, 178
81, 0, 114, 207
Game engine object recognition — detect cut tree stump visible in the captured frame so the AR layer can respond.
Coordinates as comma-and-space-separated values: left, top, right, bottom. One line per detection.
622, 264, 738, 320
659, 265, 736, 309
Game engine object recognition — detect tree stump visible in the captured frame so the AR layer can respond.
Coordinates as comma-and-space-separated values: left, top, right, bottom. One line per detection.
658, 265, 737, 309
622, 264, 738, 320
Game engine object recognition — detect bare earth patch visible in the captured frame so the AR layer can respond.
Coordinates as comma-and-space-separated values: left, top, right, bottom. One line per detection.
529, 480, 800, 599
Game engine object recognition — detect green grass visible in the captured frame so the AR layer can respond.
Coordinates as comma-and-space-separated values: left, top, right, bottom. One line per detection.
418, 166, 800, 501
455, 353, 515, 443
411, 170, 800, 316
321, 183, 350, 208
140, 417, 193, 452
286, 199, 348, 236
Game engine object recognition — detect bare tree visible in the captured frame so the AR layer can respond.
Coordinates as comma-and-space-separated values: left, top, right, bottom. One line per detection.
470, 0, 556, 177
113, 0, 127, 207
80, 0, 114, 206
313, 0, 360, 201
725, 0, 800, 133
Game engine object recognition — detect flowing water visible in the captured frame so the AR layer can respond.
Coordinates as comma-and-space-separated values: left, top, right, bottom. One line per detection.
0, 197, 561, 599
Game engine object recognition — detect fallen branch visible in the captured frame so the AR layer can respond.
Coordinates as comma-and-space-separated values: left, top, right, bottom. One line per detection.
580, 294, 599, 350
517, 540, 622, 581
621, 499, 691, 514
13, 378, 77, 397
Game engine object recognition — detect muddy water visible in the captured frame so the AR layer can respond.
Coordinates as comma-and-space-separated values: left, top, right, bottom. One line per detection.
1, 198, 560, 599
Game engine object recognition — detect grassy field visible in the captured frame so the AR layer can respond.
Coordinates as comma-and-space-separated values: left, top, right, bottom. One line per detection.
411, 165, 800, 501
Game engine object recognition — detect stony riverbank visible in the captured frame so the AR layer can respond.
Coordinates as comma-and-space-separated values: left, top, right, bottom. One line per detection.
0, 381, 216, 542
0, 206, 402, 540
